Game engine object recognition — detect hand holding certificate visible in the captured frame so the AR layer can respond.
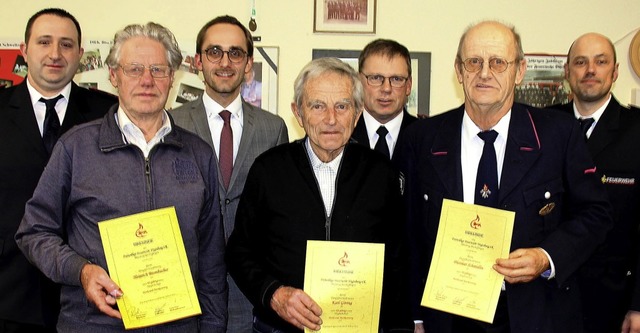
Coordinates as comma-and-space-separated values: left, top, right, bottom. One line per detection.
421, 199, 514, 323
304, 241, 385, 333
99, 207, 201, 329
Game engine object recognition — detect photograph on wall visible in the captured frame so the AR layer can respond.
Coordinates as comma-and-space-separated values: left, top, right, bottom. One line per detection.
0, 42, 27, 86
176, 83, 203, 104
515, 54, 570, 108
314, 0, 376, 34
312, 49, 431, 117
77, 48, 104, 73
241, 62, 262, 108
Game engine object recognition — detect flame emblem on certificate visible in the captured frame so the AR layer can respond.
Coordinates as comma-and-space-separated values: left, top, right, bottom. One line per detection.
338, 252, 350, 266
470, 215, 481, 229
135, 223, 147, 238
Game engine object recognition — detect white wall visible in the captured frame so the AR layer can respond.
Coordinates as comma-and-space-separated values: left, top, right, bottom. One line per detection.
2, 0, 639, 139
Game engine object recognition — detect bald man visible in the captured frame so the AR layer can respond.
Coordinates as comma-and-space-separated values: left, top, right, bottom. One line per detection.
399, 22, 613, 333
551, 32, 640, 333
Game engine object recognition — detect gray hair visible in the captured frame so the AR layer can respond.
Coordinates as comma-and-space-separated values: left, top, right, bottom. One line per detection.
293, 57, 364, 113
105, 22, 183, 70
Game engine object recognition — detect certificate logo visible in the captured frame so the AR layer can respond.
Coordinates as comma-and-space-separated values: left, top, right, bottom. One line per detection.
338, 252, 350, 266
135, 223, 148, 238
470, 214, 481, 229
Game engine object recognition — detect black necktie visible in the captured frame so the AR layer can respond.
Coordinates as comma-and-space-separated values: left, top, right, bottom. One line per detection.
475, 130, 499, 208
40, 95, 63, 155
578, 117, 594, 140
219, 110, 233, 190
373, 126, 390, 159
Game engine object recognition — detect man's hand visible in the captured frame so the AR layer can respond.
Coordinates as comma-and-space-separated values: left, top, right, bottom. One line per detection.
80, 263, 123, 319
270, 286, 322, 330
622, 310, 640, 333
493, 248, 549, 284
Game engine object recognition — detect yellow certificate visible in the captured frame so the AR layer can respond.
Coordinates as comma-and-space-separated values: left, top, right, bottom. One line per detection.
421, 199, 514, 323
304, 240, 384, 333
98, 207, 201, 329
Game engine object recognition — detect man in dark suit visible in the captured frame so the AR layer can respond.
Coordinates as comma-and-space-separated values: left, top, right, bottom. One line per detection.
226, 57, 412, 333
397, 21, 612, 333
0, 8, 116, 333
550, 32, 640, 333
170, 15, 288, 333
351, 39, 416, 159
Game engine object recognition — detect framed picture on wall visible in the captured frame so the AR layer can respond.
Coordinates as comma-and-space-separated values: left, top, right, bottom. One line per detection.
515, 53, 569, 108
312, 49, 431, 117
313, 0, 376, 34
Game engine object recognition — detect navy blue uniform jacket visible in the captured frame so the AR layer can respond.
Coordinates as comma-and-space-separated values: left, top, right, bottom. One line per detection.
396, 103, 612, 333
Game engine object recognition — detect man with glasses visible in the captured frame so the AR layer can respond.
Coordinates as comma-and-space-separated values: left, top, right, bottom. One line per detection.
0, 8, 116, 333
16, 22, 227, 332
351, 39, 416, 159
171, 15, 288, 333
396, 21, 612, 333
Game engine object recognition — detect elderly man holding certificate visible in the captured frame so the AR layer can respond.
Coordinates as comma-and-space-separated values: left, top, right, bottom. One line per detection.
396, 21, 613, 333
15, 22, 227, 333
226, 57, 413, 333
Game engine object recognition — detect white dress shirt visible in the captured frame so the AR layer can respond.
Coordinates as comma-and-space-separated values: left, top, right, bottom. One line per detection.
203, 93, 244, 163
362, 110, 404, 158
26, 78, 72, 136
572, 94, 610, 139
305, 138, 343, 216
116, 107, 172, 158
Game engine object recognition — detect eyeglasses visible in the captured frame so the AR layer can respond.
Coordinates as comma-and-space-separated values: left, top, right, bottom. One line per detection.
203, 47, 247, 63
460, 57, 515, 73
118, 63, 172, 78
361, 74, 409, 88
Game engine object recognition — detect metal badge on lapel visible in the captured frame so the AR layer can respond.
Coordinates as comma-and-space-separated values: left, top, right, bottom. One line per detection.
539, 202, 555, 216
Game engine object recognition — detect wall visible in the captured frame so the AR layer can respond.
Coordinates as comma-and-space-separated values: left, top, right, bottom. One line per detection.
2, 0, 639, 139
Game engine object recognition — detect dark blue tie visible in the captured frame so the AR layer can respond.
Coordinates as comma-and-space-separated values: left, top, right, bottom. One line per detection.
374, 126, 390, 159
578, 117, 594, 141
40, 95, 63, 155
475, 130, 499, 208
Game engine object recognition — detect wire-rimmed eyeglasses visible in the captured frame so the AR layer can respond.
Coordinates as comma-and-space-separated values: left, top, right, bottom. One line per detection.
361, 73, 409, 88
118, 63, 172, 78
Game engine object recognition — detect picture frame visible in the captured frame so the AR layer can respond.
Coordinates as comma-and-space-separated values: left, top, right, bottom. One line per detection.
312, 49, 431, 117
313, 0, 376, 34
515, 53, 569, 108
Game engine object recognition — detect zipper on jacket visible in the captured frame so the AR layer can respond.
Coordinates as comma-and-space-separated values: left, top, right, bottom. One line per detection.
144, 157, 153, 208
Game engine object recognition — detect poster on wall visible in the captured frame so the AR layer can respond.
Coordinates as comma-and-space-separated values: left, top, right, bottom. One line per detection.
1, 39, 280, 115
0, 40, 26, 88
515, 54, 570, 108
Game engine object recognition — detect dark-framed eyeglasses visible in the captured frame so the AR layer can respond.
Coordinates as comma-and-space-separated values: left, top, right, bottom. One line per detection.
203, 47, 247, 63
460, 57, 515, 73
118, 63, 172, 78
361, 73, 409, 88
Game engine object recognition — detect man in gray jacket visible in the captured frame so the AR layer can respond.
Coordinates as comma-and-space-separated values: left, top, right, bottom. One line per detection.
16, 22, 227, 332
171, 15, 288, 333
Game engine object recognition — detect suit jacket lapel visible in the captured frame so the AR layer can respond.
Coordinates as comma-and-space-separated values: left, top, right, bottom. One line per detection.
229, 101, 256, 191
587, 97, 620, 158
60, 83, 86, 133
499, 104, 542, 202
7, 82, 46, 156
431, 107, 464, 200
189, 98, 216, 149
351, 116, 370, 147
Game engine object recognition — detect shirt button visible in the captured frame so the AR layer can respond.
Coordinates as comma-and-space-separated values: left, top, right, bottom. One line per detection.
225, 199, 231, 205
423, 194, 429, 201
544, 191, 551, 199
